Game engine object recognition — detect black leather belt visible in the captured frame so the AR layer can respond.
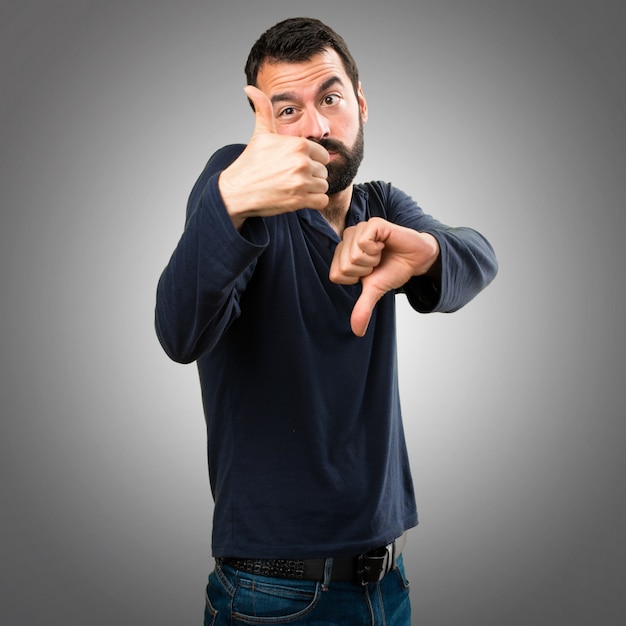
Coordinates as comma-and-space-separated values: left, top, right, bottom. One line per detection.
220, 534, 406, 586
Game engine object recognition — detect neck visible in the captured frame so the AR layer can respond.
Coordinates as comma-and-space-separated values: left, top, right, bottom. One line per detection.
322, 186, 353, 237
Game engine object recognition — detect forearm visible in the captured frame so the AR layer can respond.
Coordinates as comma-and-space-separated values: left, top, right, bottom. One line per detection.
155, 149, 268, 362
404, 226, 497, 313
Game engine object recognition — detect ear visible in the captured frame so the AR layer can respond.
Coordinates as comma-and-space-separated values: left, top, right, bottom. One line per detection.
357, 82, 369, 123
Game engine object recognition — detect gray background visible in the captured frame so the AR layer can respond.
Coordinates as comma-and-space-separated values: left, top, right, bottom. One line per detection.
1, 0, 625, 624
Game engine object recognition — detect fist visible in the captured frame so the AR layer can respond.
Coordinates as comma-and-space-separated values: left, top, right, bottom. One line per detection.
330, 218, 440, 336
219, 86, 330, 228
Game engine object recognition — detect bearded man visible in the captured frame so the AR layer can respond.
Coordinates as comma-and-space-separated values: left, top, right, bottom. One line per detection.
156, 17, 498, 626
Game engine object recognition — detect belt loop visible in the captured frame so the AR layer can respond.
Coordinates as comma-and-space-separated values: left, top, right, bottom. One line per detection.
321, 557, 333, 591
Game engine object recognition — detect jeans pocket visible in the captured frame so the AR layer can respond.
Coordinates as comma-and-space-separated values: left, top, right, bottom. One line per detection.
392, 554, 411, 592
232, 576, 321, 624
205, 565, 234, 626
203, 589, 218, 626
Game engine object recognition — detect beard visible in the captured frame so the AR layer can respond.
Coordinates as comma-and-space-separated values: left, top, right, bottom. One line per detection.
316, 119, 364, 195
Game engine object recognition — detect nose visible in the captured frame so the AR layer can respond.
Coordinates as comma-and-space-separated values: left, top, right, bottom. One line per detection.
303, 107, 330, 141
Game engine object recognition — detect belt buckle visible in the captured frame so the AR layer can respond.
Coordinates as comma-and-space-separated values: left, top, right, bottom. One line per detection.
356, 542, 394, 586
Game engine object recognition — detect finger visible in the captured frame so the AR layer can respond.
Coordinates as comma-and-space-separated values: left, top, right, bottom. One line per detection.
307, 190, 330, 211
350, 282, 384, 337
352, 236, 384, 258
342, 235, 384, 272
308, 140, 330, 165
310, 159, 328, 180
329, 240, 380, 285
244, 85, 277, 135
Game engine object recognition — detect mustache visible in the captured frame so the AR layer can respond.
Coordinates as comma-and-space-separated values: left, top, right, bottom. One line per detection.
312, 137, 349, 156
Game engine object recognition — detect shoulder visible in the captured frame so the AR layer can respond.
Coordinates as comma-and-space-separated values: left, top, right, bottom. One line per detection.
189, 144, 248, 202
205, 143, 247, 170
354, 181, 418, 219
355, 181, 413, 203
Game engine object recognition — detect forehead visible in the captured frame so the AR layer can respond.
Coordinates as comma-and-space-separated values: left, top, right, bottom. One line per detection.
256, 48, 351, 97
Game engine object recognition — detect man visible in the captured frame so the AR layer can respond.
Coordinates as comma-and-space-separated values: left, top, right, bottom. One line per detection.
155, 17, 497, 626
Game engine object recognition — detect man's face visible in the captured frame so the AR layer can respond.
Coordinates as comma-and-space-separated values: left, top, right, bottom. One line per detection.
255, 48, 368, 195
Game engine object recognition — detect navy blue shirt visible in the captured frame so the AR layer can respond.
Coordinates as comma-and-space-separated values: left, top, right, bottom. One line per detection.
156, 144, 497, 559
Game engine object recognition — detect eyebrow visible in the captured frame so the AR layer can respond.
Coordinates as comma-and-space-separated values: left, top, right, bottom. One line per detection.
270, 76, 345, 105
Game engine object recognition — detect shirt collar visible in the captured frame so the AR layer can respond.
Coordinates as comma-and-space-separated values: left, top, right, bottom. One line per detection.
297, 183, 369, 239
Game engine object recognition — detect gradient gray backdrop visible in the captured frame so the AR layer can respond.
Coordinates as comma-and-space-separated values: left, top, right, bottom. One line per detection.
2, 1, 625, 624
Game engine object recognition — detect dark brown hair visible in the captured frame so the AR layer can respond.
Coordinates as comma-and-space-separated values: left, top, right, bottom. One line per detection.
245, 17, 360, 93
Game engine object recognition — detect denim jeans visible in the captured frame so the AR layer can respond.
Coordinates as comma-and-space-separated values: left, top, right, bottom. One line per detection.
203, 554, 411, 625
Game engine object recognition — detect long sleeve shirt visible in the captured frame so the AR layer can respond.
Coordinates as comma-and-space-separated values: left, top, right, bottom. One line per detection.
155, 144, 498, 559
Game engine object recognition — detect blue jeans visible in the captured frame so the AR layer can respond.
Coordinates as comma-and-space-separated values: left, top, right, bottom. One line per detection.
203, 555, 411, 625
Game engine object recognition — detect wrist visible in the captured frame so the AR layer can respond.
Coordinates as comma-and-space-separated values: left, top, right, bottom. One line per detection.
421, 233, 441, 279
218, 170, 248, 231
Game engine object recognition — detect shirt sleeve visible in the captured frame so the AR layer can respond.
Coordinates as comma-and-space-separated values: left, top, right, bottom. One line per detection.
376, 182, 498, 313
155, 144, 269, 363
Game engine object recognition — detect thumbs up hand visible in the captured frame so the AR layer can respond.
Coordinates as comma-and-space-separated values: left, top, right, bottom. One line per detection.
329, 218, 440, 337
245, 85, 280, 135
219, 86, 330, 229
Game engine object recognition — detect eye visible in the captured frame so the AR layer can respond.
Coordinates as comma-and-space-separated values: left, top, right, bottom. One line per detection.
278, 106, 298, 118
322, 93, 341, 107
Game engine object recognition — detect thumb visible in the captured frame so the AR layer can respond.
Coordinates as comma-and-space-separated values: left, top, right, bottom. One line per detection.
350, 282, 385, 337
244, 85, 277, 135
